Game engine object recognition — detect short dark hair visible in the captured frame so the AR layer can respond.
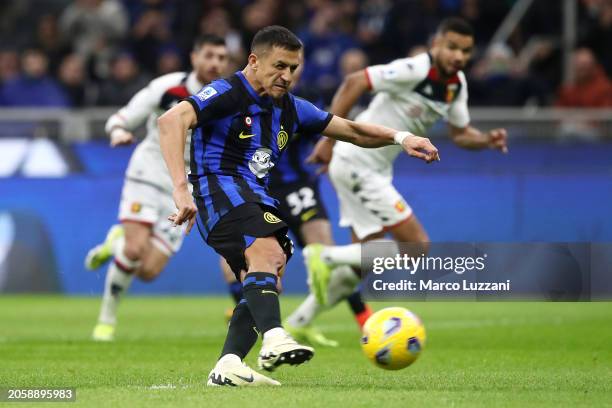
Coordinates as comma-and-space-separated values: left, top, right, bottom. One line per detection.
437, 17, 474, 37
193, 34, 226, 50
250, 25, 302, 54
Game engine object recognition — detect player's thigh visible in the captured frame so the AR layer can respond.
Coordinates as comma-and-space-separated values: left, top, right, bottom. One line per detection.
388, 215, 429, 256
138, 245, 171, 282
220, 257, 237, 283
119, 179, 164, 258
122, 221, 153, 259
300, 218, 334, 246
388, 214, 429, 243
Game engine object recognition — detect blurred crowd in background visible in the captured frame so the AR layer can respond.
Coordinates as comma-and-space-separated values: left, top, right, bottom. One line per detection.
0, 0, 611, 108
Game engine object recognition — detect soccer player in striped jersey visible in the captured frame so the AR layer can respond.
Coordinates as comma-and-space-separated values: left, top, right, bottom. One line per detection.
302, 18, 508, 309
159, 25, 439, 387
84, 35, 228, 342
219, 61, 369, 347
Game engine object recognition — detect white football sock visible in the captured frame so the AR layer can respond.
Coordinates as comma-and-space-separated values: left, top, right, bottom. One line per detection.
286, 265, 359, 328
326, 265, 360, 305
321, 243, 362, 267
285, 294, 321, 328
97, 239, 138, 325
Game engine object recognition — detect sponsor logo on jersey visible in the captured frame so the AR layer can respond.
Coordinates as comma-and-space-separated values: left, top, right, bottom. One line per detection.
196, 86, 217, 101
248, 148, 274, 178
277, 126, 288, 149
239, 131, 255, 139
131, 202, 142, 213
263, 212, 281, 224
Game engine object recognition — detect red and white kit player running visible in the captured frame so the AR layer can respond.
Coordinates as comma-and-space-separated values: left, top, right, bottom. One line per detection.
85, 35, 228, 342
299, 18, 508, 316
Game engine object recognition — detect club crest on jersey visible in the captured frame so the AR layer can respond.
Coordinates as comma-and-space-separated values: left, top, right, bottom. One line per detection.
131, 202, 142, 213
196, 86, 217, 101
446, 83, 458, 102
263, 212, 281, 224
248, 147, 274, 178
395, 200, 407, 213
245, 116, 252, 127
277, 126, 288, 150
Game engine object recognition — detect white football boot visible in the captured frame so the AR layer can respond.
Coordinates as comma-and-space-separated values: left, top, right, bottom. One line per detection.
207, 355, 280, 387
258, 329, 314, 372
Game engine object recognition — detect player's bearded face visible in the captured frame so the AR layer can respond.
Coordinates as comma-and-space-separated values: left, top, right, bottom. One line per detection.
192, 45, 229, 84
255, 47, 301, 98
434, 32, 474, 77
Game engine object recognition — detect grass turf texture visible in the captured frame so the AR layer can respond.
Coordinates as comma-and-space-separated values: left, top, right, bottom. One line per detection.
0, 296, 610, 407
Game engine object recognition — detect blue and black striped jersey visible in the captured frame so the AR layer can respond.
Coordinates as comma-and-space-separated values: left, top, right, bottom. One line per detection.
185, 71, 333, 239
268, 87, 325, 187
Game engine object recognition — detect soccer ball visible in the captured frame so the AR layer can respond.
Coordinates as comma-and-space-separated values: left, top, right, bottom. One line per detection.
360, 307, 426, 370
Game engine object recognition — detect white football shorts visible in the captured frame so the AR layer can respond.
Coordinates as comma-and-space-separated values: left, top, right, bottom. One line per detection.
328, 155, 413, 240
118, 178, 185, 255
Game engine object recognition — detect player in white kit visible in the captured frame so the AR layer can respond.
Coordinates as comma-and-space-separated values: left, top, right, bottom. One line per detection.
295, 18, 508, 315
85, 35, 228, 341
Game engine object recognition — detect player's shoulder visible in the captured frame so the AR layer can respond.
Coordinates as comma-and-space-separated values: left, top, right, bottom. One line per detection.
372, 53, 431, 84
399, 53, 433, 78
287, 92, 319, 113
192, 76, 234, 104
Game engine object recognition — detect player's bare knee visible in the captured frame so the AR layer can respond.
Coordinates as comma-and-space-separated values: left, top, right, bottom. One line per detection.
123, 239, 147, 261
246, 247, 285, 274
138, 266, 161, 282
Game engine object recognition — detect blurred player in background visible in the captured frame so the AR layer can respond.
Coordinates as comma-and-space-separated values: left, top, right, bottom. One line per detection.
159, 25, 439, 387
300, 18, 508, 315
84, 35, 228, 341
219, 54, 369, 347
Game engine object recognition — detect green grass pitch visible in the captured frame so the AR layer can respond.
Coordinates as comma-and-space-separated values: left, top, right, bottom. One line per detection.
1, 296, 610, 407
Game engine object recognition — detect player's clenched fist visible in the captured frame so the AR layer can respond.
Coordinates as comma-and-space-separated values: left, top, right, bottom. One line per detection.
487, 128, 508, 154
109, 128, 136, 147
170, 185, 197, 233
395, 132, 440, 163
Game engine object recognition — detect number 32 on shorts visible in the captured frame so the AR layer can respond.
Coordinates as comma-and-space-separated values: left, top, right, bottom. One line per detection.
286, 187, 316, 216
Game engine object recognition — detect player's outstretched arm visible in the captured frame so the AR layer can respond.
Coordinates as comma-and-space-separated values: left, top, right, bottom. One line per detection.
158, 101, 198, 232
306, 70, 371, 170
449, 125, 508, 153
322, 116, 440, 163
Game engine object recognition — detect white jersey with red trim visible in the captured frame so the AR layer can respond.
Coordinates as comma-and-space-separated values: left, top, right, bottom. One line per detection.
105, 71, 204, 192
334, 52, 470, 173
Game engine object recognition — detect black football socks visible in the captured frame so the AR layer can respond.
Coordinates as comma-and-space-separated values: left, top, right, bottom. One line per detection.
241, 272, 281, 334
220, 300, 259, 359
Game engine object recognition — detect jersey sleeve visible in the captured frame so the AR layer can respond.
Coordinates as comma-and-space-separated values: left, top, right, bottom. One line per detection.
365, 56, 427, 94
105, 73, 182, 133
293, 96, 333, 135
447, 73, 470, 128
186, 81, 233, 127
